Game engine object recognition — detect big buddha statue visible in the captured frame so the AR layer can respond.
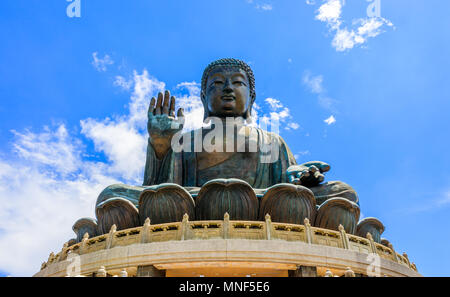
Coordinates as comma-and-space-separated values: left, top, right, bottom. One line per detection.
73, 59, 383, 244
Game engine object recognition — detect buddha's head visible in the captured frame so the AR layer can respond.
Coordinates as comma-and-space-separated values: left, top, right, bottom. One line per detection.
201, 58, 256, 121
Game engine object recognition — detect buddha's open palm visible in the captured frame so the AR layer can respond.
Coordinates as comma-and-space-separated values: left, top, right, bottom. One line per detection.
287, 161, 330, 187
147, 91, 184, 158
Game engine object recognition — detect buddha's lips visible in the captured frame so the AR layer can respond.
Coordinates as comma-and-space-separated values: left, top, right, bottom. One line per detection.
221, 95, 235, 101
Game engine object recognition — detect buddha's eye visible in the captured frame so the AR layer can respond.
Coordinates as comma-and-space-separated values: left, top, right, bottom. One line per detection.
233, 81, 245, 86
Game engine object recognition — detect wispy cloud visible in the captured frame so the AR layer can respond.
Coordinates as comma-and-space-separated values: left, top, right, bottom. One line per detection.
92, 52, 114, 72
256, 4, 272, 11
302, 71, 338, 124
302, 72, 324, 94
308, 0, 394, 52
402, 190, 450, 214
324, 115, 336, 125
246, 0, 273, 11
113, 75, 133, 91
294, 150, 310, 160
258, 98, 300, 131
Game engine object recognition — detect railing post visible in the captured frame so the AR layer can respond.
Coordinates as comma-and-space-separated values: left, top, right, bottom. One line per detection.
403, 252, 412, 268
366, 232, 377, 254
181, 213, 189, 240
388, 243, 400, 264
265, 214, 273, 240
60, 241, 69, 261
106, 224, 117, 249
80, 232, 89, 254
223, 212, 230, 239
338, 224, 350, 249
141, 218, 151, 243
304, 218, 313, 244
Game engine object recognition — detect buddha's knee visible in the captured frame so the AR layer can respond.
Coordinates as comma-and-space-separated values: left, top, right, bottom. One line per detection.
309, 181, 359, 205
93, 184, 144, 235
310, 181, 360, 234
94, 183, 195, 235
95, 184, 145, 208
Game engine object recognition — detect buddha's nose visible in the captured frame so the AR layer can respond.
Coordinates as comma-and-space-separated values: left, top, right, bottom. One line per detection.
223, 79, 233, 93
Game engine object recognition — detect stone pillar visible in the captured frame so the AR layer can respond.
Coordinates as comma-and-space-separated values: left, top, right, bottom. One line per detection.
137, 265, 166, 277
288, 266, 317, 277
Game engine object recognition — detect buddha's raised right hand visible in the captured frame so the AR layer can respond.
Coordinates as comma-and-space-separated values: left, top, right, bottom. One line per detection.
148, 90, 185, 159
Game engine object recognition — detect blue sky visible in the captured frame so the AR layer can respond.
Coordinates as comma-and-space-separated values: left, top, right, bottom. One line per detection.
0, 0, 449, 276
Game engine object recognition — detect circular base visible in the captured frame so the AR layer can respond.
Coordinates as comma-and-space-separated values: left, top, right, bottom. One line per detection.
35, 238, 420, 277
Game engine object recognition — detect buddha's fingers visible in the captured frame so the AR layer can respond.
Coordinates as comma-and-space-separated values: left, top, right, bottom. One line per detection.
302, 161, 330, 173
162, 91, 170, 115
288, 174, 296, 184
177, 107, 184, 118
155, 92, 163, 115
317, 174, 325, 183
177, 108, 185, 125
309, 165, 318, 173
148, 97, 156, 117
319, 163, 331, 173
297, 170, 310, 179
289, 175, 301, 185
313, 171, 324, 183
169, 96, 176, 117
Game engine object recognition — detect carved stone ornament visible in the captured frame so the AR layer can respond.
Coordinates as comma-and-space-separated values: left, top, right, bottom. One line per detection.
138, 183, 195, 225
259, 183, 316, 224
195, 178, 258, 220
72, 218, 98, 243
96, 197, 140, 234
314, 197, 360, 234
356, 217, 385, 243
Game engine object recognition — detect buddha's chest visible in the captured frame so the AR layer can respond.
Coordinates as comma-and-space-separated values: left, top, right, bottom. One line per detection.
196, 151, 259, 186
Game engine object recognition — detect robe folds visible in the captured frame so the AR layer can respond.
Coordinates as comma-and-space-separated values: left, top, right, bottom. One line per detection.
143, 127, 297, 188
96, 126, 297, 209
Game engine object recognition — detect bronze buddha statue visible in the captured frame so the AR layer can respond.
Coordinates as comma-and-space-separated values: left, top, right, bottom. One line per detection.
74, 58, 381, 243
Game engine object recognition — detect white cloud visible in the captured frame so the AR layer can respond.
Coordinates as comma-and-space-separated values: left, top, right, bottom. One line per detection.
311, 0, 394, 52
265, 98, 284, 110
324, 115, 336, 125
263, 98, 300, 131
247, 0, 273, 11
256, 4, 273, 11
0, 125, 119, 276
175, 82, 205, 132
287, 122, 300, 130
81, 70, 165, 183
315, 0, 342, 26
0, 69, 164, 276
113, 76, 133, 91
302, 72, 324, 94
294, 150, 310, 160
302, 71, 338, 114
92, 52, 114, 72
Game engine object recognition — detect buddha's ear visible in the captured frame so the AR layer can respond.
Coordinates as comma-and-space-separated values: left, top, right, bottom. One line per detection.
201, 91, 209, 122
244, 107, 252, 122
244, 95, 256, 122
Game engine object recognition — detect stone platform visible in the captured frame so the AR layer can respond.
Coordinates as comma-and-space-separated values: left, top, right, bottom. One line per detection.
35, 214, 419, 277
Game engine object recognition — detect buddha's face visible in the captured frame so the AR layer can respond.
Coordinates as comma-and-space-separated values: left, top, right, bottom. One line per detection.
203, 66, 252, 119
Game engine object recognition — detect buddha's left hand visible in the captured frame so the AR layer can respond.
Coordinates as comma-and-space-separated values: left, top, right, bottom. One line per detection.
287, 161, 330, 187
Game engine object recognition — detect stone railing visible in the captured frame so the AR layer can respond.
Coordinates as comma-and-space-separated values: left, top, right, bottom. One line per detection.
41, 213, 417, 272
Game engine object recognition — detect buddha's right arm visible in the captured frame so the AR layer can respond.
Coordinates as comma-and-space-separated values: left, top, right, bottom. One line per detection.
143, 138, 173, 186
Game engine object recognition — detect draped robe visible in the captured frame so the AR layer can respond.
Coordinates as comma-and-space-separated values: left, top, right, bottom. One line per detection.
96, 125, 297, 208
